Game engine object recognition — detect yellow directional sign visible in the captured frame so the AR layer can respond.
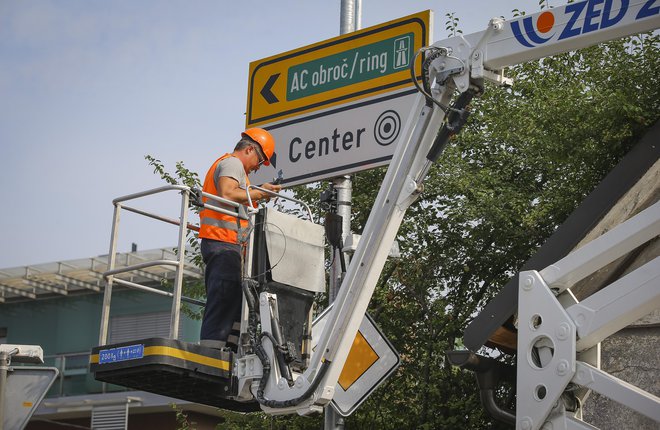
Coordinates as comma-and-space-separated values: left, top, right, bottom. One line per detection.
246, 11, 431, 127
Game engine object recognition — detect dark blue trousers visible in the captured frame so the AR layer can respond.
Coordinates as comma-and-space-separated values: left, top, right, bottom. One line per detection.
200, 239, 243, 349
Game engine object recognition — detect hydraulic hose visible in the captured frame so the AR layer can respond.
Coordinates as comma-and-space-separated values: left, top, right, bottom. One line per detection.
241, 280, 332, 409
410, 46, 451, 112
261, 330, 293, 386
426, 89, 476, 163
256, 358, 332, 409
446, 350, 516, 426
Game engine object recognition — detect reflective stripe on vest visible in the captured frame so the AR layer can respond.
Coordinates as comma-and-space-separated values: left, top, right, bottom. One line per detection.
199, 153, 250, 244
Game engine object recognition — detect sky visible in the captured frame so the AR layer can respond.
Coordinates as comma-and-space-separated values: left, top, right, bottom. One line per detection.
0, 0, 541, 269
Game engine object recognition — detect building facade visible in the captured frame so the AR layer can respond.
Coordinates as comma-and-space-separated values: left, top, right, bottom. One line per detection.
0, 248, 230, 430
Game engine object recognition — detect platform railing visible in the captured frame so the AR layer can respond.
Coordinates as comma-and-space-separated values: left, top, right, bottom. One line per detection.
97, 184, 314, 346
99, 185, 245, 345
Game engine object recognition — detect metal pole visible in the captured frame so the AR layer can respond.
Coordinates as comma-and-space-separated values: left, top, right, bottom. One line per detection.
98, 204, 122, 345
0, 351, 7, 430
329, 177, 353, 301
0, 349, 17, 430
325, 2, 360, 428
325, 178, 351, 430
169, 189, 190, 339
354, 0, 362, 31
339, 0, 355, 35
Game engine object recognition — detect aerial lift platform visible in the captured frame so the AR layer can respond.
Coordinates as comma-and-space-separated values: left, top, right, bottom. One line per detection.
91, 0, 659, 427
87, 185, 255, 411
91, 337, 246, 411
89, 185, 324, 413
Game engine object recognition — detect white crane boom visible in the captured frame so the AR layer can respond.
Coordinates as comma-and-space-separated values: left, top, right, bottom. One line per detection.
260, 0, 659, 417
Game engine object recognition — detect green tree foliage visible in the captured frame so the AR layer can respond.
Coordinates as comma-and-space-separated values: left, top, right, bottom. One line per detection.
172, 404, 197, 430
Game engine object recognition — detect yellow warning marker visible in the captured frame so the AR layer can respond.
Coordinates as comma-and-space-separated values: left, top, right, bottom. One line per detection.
338, 330, 380, 390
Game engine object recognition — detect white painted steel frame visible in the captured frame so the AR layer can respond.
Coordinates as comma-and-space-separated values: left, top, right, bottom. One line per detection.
98, 184, 317, 346
257, 0, 659, 416
259, 89, 449, 414
91, 0, 660, 419
97, 185, 247, 345
517, 202, 660, 430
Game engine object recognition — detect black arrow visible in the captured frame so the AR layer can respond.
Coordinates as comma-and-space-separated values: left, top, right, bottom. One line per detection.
260, 73, 280, 104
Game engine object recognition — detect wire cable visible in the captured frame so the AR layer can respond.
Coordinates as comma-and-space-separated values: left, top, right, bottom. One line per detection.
246, 220, 287, 281
243, 279, 332, 409
410, 46, 466, 114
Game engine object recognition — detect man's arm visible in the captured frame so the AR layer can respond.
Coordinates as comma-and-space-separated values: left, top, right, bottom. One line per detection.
217, 176, 281, 204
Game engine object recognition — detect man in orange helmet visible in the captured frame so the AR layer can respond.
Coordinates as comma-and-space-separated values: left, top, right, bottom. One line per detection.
198, 128, 281, 350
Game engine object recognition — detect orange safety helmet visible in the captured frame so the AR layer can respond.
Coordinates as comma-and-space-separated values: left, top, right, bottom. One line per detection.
242, 128, 275, 166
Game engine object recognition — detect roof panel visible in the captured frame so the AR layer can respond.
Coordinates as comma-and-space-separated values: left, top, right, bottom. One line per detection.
0, 247, 202, 304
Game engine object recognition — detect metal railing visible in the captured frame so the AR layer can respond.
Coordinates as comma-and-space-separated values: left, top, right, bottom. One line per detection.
97, 184, 314, 346
247, 185, 315, 222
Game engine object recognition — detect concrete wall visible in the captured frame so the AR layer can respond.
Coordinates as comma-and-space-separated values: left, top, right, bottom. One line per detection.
582, 311, 659, 429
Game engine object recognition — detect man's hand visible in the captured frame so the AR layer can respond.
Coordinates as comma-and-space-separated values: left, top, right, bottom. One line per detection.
260, 182, 282, 200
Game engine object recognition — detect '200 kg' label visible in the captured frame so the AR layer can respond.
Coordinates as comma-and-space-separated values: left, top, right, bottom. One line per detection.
99, 344, 144, 364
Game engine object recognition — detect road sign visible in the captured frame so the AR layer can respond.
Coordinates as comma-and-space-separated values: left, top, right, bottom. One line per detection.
312, 306, 400, 417
251, 89, 418, 187
246, 11, 431, 187
2, 367, 59, 430
247, 10, 431, 127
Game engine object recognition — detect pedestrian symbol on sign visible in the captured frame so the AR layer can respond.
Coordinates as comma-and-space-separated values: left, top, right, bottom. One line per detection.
393, 36, 411, 69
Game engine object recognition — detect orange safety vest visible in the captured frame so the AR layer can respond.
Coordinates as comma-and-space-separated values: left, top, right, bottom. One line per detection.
199, 153, 251, 244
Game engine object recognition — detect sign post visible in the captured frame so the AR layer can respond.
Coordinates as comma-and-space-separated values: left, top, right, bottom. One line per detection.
327, 3, 359, 427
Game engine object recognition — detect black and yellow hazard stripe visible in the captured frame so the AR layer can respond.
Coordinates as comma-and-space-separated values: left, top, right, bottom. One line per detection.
90, 337, 233, 378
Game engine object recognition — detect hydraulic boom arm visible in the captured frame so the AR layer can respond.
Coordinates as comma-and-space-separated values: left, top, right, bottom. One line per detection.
257, 0, 659, 416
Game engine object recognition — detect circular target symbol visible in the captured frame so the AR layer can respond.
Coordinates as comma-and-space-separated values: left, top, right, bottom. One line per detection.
374, 110, 401, 146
